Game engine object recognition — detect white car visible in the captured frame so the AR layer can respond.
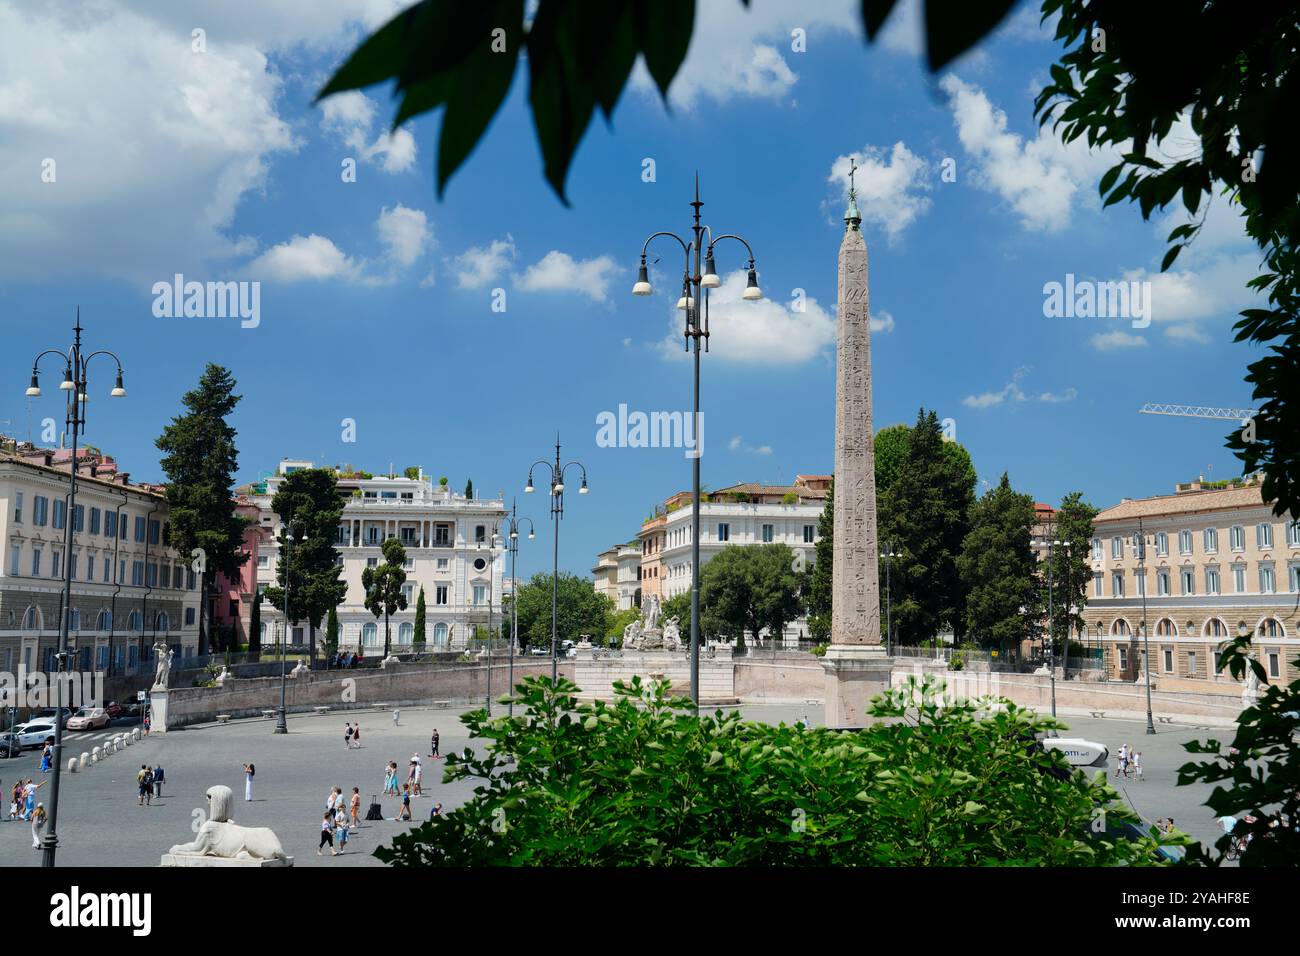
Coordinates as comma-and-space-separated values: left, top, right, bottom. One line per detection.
66, 707, 110, 731
13, 720, 58, 749
1041, 737, 1109, 768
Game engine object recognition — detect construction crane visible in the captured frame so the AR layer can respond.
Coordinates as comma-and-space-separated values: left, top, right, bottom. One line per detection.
1138, 403, 1257, 421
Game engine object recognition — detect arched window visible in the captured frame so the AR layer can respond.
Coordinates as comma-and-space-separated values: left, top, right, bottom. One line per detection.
96, 609, 112, 631
21, 606, 41, 630
1203, 618, 1227, 638
1257, 617, 1286, 638
1110, 618, 1132, 637
67, 608, 81, 631
398, 622, 414, 644
128, 610, 142, 631
1155, 618, 1177, 637
362, 623, 377, 647
433, 622, 449, 647
155, 611, 170, 633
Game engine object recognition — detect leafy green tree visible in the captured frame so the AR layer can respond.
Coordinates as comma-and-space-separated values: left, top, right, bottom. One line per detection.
377, 674, 1181, 866
512, 572, 611, 651
874, 425, 911, 502
880, 409, 976, 645
262, 468, 348, 665
404, 466, 420, 480
362, 538, 408, 657
806, 480, 834, 644
661, 592, 691, 632
325, 605, 340, 658
413, 586, 427, 648
1037, 1, 1300, 521
249, 589, 262, 658
155, 364, 249, 656
1045, 491, 1098, 658
699, 544, 802, 650
957, 474, 1041, 653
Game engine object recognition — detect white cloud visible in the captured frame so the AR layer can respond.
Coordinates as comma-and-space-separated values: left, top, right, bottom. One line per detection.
657, 270, 836, 365
319, 90, 417, 173
876, 0, 924, 56
1090, 330, 1148, 350
0, 1, 298, 281
829, 144, 932, 240
516, 250, 621, 303
453, 235, 516, 289
940, 74, 1117, 232
376, 204, 431, 267
247, 234, 358, 282
728, 436, 773, 456
1165, 324, 1211, 345
962, 366, 1078, 408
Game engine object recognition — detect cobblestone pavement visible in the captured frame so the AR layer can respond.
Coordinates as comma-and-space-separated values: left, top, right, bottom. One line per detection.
0, 704, 1235, 866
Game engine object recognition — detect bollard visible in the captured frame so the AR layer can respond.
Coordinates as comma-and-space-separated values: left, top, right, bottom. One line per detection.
67, 757, 78, 773
91, 746, 101, 763
79, 753, 89, 771
131, 727, 140, 742
124, 733, 133, 747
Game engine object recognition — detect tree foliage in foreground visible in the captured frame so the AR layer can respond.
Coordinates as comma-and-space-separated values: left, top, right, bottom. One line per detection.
376, 675, 1181, 866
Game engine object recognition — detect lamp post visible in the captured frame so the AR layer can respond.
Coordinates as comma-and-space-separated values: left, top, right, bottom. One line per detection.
525, 436, 588, 682
883, 544, 899, 656
25, 313, 127, 867
1134, 518, 1155, 734
275, 524, 304, 735
479, 528, 503, 715
631, 176, 762, 704
503, 501, 535, 717
1036, 533, 1059, 718
1056, 538, 1074, 677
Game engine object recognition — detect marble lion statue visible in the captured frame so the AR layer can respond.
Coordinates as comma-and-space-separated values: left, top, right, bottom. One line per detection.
169, 785, 289, 861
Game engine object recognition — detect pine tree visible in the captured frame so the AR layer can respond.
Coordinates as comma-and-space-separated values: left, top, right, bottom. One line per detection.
957, 473, 1041, 652
413, 586, 427, 648
1046, 491, 1099, 660
249, 589, 262, 658
155, 365, 249, 656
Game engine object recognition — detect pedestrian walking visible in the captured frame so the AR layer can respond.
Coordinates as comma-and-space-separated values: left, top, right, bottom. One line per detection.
137, 765, 153, 807
429, 801, 443, 822
382, 761, 397, 796
318, 811, 337, 856
143, 712, 151, 735
351, 724, 361, 749
1132, 751, 1143, 782
23, 779, 44, 820
412, 753, 423, 796
334, 806, 350, 853
392, 708, 400, 727
430, 728, 440, 759
39, 743, 52, 774
1114, 743, 1129, 778
344, 723, 353, 749
325, 786, 338, 815
243, 762, 255, 801
394, 784, 412, 821
9, 780, 20, 820
31, 802, 47, 849
153, 764, 165, 798
350, 787, 361, 828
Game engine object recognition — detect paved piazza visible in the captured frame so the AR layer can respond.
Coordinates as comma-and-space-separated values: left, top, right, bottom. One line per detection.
0, 705, 1233, 866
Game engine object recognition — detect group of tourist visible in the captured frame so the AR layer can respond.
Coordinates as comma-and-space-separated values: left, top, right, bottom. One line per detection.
1113, 744, 1143, 781
136, 764, 165, 806
343, 722, 363, 749
318, 786, 362, 856
327, 651, 365, 669
6, 779, 49, 849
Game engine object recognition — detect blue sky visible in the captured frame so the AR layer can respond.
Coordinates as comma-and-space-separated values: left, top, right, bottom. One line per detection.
0, 0, 1264, 580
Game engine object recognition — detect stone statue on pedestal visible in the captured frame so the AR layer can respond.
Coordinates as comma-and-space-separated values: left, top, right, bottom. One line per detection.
152, 642, 173, 689
166, 785, 291, 864
663, 617, 682, 650
642, 594, 661, 632
623, 619, 642, 650
1242, 668, 1262, 707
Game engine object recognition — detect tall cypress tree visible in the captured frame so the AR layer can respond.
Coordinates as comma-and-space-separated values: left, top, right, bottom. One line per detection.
957, 473, 1041, 652
248, 589, 262, 657
155, 365, 248, 656
325, 605, 340, 657
413, 586, 427, 649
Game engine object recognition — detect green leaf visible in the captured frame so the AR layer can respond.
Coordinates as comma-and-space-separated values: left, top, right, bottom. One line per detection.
633, 0, 694, 99
437, 13, 522, 196
922, 0, 1018, 72
1160, 244, 1183, 272
861, 0, 901, 40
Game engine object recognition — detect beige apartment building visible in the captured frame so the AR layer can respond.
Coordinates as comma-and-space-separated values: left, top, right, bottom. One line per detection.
592, 543, 641, 611
1082, 476, 1300, 687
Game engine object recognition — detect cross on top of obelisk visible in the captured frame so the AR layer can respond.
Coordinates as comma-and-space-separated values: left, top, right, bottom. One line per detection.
844, 157, 862, 230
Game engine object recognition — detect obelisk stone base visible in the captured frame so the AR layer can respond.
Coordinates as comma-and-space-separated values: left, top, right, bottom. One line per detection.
822, 645, 892, 728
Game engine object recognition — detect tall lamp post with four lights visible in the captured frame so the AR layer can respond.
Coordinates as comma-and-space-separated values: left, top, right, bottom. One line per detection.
25, 314, 127, 867
503, 500, 535, 717
525, 437, 587, 682
631, 176, 762, 704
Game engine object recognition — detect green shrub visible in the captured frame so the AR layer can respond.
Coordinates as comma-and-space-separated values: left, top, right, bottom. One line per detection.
376, 675, 1180, 866
809, 643, 828, 657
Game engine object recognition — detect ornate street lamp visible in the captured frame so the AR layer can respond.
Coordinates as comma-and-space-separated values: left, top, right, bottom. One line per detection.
503, 501, 535, 718
275, 524, 306, 734
631, 175, 762, 704
525, 436, 588, 682
25, 312, 126, 867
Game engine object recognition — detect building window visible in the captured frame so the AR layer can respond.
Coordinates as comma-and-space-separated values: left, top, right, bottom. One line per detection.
366, 557, 378, 568
257, 554, 269, 568
1180, 569, 1195, 595
1230, 525, 1244, 551
53, 498, 65, 529
1290, 564, 1300, 593
1111, 536, 1123, 559
1163, 648, 1173, 672
1268, 652, 1281, 679
362, 623, 377, 646
367, 528, 381, 545
69, 553, 78, 581
803, 525, 815, 543
33, 495, 47, 526
435, 585, 449, 605
131, 561, 143, 586
1288, 521, 1300, 548
436, 558, 448, 571
147, 563, 158, 587
402, 584, 413, 604
1233, 564, 1246, 593
52, 549, 62, 579
1178, 530, 1192, 555
184, 608, 195, 626
1203, 527, 1218, 553
1093, 572, 1102, 597
1118, 646, 1129, 670
1091, 538, 1102, 561
1205, 567, 1220, 595
1258, 617, 1284, 638
1156, 569, 1170, 596
105, 511, 117, 538
31, 549, 41, 576
1111, 572, 1124, 598
89, 507, 100, 535
475, 525, 486, 544
1259, 565, 1276, 594
1205, 618, 1226, 638
1135, 572, 1146, 597
1257, 523, 1273, 549
761, 524, 774, 543
472, 585, 487, 606
72, 504, 84, 532
433, 622, 449, 647
399, 622, 413, 644
12, 490, 22, 524
400, 527, 417, 545
1155, 532, 1168, 557
718, 523, 729, 543
1187, 650, 1198, 677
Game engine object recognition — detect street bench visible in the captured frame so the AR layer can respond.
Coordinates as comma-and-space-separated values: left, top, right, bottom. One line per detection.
1089, 711, 1105, 718
313, 706, 331, 714
262, 710, 276, 719
215, 714, 232, 724
1156, 715, 1174, 724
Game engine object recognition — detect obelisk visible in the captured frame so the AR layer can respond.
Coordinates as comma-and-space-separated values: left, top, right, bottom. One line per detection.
822, 158, 891, 727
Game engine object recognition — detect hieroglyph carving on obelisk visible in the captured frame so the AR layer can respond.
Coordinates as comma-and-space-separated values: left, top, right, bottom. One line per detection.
830, 158, 883, 646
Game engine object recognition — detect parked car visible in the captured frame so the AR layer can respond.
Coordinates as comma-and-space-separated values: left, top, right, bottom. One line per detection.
528, 646, 549, 656
67, 707, 110, 731
103, 701, 125, 720
12, 720, 58, 749
0, 732, 22, 758
31, 707, 72, 727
